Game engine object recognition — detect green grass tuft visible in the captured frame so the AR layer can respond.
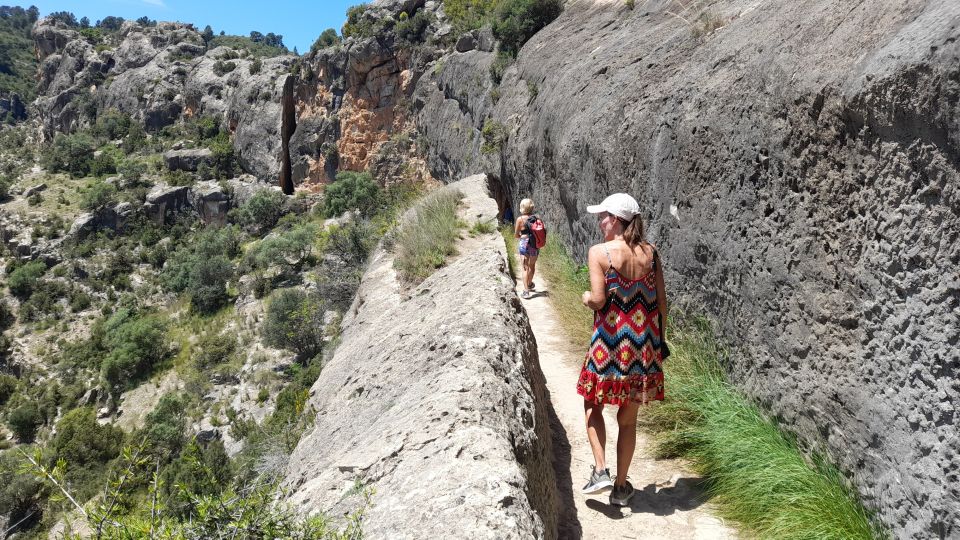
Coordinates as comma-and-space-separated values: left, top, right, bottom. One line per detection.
393, 188, 465, 283
533, 238, 883, 540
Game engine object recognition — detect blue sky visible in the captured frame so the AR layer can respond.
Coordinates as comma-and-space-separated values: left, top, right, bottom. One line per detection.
31, 1, 359, 53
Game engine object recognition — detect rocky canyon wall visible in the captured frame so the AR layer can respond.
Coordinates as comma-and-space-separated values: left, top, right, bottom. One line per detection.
414, 1, 959, 537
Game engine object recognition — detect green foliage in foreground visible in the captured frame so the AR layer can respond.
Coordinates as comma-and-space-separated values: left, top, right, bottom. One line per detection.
392, 188, 464, 283
21, 443, 365, 540
534, 238, 882, 540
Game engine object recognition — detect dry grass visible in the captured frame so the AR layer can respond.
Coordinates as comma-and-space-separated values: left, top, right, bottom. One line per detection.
392, 188, 465, 283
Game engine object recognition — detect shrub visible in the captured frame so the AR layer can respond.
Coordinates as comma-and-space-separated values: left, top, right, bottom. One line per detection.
342, 4, 375, 38
229, 189, 287, 232
395, 10, 434, 44
7, 260, 46, 298
208, 132, 235, 178
42, 132, 96, 177
0, 374, 16, 406
140, 393, 188, 459
0, 176, 10, 200
117, 158, 147, 181
8, 402, 41, 441
82, 179, 118, 211
444, 0, 498, 34
489, 51, 513, 84
393, 188, 464, 282
52, 407, 124, 496
492, 0, 562, 56
311, 28, 340, 52
262, 289, 325, 357
194, 332, 236, 369
99, 308, 169, 392
160, 439, 233, 517
321, 171, 380, 218
212, 59, 237, 76
163, 226, 241, 294
249, 57, 262, 74
481, 119, 509, 154
92, 109, 132, 140
187, 255, 233, 313
144, 397, 188, 455
0, 300, 14, 330
243, 222, 317, 281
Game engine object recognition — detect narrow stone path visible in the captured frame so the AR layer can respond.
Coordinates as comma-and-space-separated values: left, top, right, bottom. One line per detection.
517, 268, 737, 540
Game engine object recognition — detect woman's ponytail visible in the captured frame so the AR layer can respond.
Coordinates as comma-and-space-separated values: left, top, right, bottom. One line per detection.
622, 215, 645, 247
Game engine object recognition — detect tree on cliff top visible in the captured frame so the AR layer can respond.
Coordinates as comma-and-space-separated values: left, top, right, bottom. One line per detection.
493, 0, 562, 55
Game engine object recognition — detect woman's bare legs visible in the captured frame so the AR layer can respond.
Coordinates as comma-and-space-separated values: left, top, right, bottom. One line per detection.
584, 400, 606, 470
614, 400, 640, 486
525, 254, 538, 291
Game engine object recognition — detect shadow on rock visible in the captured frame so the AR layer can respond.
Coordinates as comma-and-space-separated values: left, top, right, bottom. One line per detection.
583, 477, 710, 519
544, 384, 583, 540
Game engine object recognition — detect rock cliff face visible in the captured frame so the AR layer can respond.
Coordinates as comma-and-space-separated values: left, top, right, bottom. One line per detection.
413, 1, 959, 537
32, 18, 293, 181
283, 175, 557, 538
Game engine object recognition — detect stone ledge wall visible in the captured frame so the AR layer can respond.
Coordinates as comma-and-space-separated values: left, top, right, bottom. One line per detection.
413, 1, 959, 537
283, 174, 558, 539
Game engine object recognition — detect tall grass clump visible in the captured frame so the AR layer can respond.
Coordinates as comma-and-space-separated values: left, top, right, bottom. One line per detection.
393, 188, 464, 283
534, 238, 882, 540
644, 316, 881, 539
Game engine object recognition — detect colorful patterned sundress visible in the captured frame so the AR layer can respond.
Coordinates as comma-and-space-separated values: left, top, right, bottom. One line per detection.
576, 244, 665, 406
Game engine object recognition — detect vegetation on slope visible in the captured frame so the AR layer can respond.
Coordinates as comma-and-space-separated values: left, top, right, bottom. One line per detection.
530, 236, 883, 539
0, 5, 40, 110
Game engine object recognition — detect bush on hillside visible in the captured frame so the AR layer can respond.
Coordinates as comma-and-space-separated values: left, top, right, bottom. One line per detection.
82, 179, 118, 211
0, 373, 16, 406
163, 226, 241, 294
262, 289, 325, 357
395, 10, 434, 44
7, 402, 41, 441
7, 260, 46, 298
140, 393, 188, 460
42, 132, 96, 177
492, 0, 562, 55
194, 332, 236, 369
311, 28, 340, 51
99, 308, 169, 393
444, 0, 498, 34
229, 189, 288, 233
321, 171, 380, 218
91, 109, 132, 140
187, 255, 233, 313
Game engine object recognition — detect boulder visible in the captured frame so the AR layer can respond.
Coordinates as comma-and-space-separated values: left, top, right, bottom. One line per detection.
144, 184, 190, 224
22, 183, 47, 198
163, 148, 214, 172
189, 180, 232, 225
455, 33, 477, 53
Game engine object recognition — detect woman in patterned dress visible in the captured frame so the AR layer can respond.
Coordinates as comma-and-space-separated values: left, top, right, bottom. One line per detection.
577, 193, 669, 507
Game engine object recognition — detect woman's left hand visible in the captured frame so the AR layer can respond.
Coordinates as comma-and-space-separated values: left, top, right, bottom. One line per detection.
581, 291, 591, 306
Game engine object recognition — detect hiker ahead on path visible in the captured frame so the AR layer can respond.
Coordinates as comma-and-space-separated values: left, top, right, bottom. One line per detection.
577, 192, 669, 507
515, 198, 545, 299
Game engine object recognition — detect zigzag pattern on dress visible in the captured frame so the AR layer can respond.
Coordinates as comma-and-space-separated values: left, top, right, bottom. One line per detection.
577, 257, 666, 406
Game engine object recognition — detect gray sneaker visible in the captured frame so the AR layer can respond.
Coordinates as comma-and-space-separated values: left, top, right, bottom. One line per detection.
609, 480, 635, 507
581, 466, 613, 494
520, 289, 532, 299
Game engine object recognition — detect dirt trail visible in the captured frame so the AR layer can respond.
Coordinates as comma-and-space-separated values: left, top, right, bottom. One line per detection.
518, 268, 737, 540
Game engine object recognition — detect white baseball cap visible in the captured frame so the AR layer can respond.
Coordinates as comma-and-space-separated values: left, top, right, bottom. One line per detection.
586, 193, 640, 220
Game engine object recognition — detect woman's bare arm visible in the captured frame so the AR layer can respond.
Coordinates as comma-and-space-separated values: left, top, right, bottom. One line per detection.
514, 216, 525, 238
581, 245, 609, 311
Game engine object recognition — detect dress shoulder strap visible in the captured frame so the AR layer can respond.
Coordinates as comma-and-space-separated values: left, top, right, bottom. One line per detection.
602, 243, 614, 272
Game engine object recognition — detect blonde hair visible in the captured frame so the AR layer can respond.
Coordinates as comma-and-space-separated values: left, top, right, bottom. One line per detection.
519, 198, 535, 215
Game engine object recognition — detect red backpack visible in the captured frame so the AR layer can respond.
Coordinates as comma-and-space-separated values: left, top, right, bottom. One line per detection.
527, 215, 547, 249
